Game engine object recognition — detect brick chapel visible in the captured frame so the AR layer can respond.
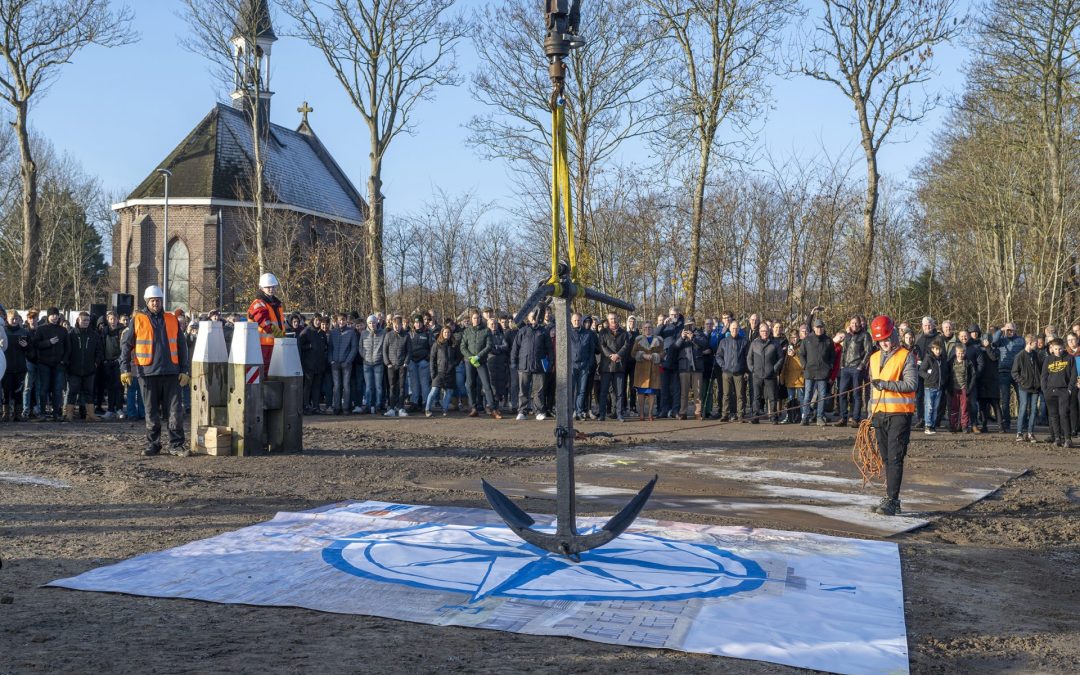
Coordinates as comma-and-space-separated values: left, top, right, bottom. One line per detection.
110, 1, 367, 313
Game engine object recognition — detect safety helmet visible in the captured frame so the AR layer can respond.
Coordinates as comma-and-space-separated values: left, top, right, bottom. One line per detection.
143, 285, 164, 300
870, 315, 895, 342
259, 272, 280, 288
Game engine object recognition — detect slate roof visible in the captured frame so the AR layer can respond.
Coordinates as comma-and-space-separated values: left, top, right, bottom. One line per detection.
236, 0, 276, 41
125, 103, 367, 224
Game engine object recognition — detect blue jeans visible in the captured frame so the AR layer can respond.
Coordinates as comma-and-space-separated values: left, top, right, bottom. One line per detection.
1016, 389, 1039, 434
802, 379, 827, 421
999, 371, 1019, 428
125, 379, 145, 418
23, 361, 36, 410
837, 367, 864, 421
407, 359, 431, 406
351, 360, 365, 408
915, 379, 926, 423
36, 364, 65, 415
364, 363, 385, 410
425, 386, 453, 413
924, 388, 941, 429
573, 365, 590, 414
455, 362, 467, 398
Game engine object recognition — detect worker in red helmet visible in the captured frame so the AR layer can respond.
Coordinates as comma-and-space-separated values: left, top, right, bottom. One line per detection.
867, 315, 918, 516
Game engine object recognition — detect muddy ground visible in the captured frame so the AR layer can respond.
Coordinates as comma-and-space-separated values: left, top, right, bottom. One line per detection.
1, 414, 1078, 674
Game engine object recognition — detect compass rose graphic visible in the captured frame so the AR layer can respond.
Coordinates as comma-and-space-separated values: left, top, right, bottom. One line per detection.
322, 523, 767, 602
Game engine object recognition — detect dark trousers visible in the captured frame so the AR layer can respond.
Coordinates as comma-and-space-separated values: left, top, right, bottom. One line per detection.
99, 360, 121, 412
752, 376, 777, 417
872, 412, 912, 501
837, 367, 864, 421
386, 365, 406, 410
659, 368, 679, 415
464, 361, 495, 411
1045, 388, 1073, 442
304, 371, 324, 411
66, 373, 95, 406
998, 371, 1018, 429
517, 371, 545, 415
722, 372, 746, 418
1071, 389, 1080, 436
36, 363, 65, 416
977, 397, 1001, 431
599, 371, 625, 419
140, 375, 184, 452
2, 369, 26, 409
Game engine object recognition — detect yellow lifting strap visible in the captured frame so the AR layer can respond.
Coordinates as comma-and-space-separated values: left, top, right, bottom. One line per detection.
549, 101, 580, 296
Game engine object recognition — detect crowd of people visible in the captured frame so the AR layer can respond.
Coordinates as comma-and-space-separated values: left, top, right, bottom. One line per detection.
1, 300, 1079, 447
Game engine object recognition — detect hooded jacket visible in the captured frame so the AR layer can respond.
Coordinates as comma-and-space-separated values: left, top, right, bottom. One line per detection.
33, 320, 69, 367
66, 324, 104, 377
1010, 348, 1042, 392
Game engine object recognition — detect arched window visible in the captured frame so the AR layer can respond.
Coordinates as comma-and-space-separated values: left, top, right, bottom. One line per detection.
126, 238, 137, 293
167, 238, 190, 312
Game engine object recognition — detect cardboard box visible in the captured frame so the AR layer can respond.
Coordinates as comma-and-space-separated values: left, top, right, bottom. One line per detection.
197, 425, 233, 456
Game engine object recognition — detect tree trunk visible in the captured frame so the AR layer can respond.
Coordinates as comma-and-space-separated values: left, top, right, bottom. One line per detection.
857, 145, 879, 302
15, 101, 40, 307
687, 137, 711, 319
367, 150, 387, 312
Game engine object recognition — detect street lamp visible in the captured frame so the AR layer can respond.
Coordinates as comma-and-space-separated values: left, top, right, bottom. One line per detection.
156, 168, 173, 309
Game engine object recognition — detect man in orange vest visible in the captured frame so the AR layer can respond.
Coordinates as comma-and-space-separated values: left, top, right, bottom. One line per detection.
120, 285, 190, 457
868, 315, 918, 516
248, 272, 286, 373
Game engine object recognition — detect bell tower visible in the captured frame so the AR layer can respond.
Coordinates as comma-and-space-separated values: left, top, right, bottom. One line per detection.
230, 0, 277, 134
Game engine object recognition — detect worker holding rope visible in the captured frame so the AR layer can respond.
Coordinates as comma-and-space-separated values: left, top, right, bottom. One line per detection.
866, 315, 918, 516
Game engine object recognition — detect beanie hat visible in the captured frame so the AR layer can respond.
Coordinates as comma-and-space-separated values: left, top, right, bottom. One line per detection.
47, 307, 60, 317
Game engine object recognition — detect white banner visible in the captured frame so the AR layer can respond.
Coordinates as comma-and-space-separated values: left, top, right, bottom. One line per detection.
50, 501, 908, 674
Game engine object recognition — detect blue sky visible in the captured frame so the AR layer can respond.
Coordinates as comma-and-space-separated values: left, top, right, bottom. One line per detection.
25, 0, 971, 218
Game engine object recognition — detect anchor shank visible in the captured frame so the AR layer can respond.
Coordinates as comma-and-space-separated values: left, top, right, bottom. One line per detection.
552, 296, 578, 542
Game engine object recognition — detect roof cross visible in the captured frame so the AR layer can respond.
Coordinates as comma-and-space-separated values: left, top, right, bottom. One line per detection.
297, 101, 313, 124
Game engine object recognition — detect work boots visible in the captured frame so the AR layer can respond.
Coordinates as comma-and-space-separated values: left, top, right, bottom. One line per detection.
64, 404, 78, 422
83, 406, 99, 422
870, 497, 902, 516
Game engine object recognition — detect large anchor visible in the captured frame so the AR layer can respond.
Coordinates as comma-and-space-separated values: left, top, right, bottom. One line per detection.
482, 0, 657, 559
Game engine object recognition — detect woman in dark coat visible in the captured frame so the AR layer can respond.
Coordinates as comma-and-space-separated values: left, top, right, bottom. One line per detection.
426, 325, 458, 416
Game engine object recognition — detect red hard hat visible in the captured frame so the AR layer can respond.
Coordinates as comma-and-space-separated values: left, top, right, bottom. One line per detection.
870, 315, 895, 342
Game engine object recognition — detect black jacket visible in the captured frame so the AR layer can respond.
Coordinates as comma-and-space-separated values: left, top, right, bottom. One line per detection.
747, 337, 784, 380
716, 334, 750, 374
33, 321, 69, 367
409, 328, 433, 362
840, 329, 873, 369
799, 333, 835, 380
976, 345, 1000, 399
382, 328, 411, 368
598, 327, 632, 374
1041, 354, 1077, 393
947, 356, 977, 393
511, 324, 551, 374
1010, 349, 1042, 392
66, 326, 104, 377
298, 326, 329, 374
429, 338, 458, 389
657, 319, 683, 370
3, 325, 31, 373
919, 353, 945, 389
571, 327, 599, 370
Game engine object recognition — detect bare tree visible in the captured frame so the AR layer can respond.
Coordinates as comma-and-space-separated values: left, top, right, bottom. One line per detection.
283, 0, 467, 311
797, 0, 962, 300
645, 0, 797, 318
469, 0, 662, 273
180, 0, 276, 274
0, 0, 134, 306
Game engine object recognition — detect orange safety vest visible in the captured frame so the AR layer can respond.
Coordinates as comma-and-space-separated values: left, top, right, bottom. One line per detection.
248, 298, 285, 347
869, 347, 916, 415
133, 311, 180, 367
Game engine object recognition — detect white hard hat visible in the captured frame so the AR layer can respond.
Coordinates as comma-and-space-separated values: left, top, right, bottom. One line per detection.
259, 272, 280, 288
143, 285, 164, 300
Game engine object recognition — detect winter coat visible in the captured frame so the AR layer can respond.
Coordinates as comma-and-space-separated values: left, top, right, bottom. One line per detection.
799, 333, 834, 380
120, 310, 189, 377
716, 334, 750, 374
4, 325, 30, 373
409, 329, 433, 362
429, 338, 458, 389
992, 331, 1026, 373
360, 328, 387, 366
674, 330, 708, 372
631, 334, 663, 389
656, 319, 684, 370
948, 356, 977, 393
328, 326, 358, 366
598, 327, 632, 374
572, 326, 599, 370
747, 337, 784, 380
1010, 349, 1042, 392
488, 327, 511, 393
33, 321, 69, 367
913, 330, 940, 360
460, 325, 492, 364
919, 352, 946, 390
780, 342, 804, 389
976, 345, 1000, 399
382, 328, 411, 368
66, 326, 104, 377
839, 329, 873, 369
511, 324, 551, 374
298, 326, 329, 374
